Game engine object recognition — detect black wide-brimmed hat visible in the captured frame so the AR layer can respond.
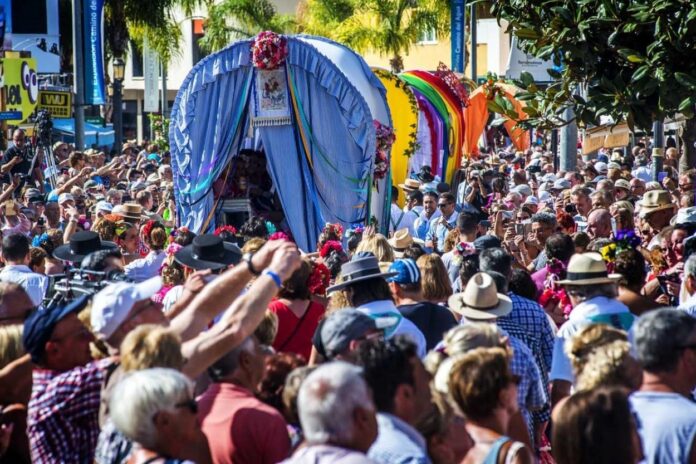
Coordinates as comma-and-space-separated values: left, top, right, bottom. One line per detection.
327, 254, 398, 293
416, 165, 435, 183
174, 234, 242, 271
53, 231, 118, 262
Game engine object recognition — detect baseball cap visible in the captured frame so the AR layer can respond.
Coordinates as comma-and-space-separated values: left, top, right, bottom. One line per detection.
551, 178, 571, 191
473, 234, 502, 252
315, 308, 394, 359
90, 276, 163, 339
523, 195, 539, 206
95, 200, 113, 213
23, 296, 91, 362
386, 259, 421, 285
58, 193, 75, 205
130, 181, 147, 192
597, 154, 609, 163
595, 161, 608, 174
511, 184, 533, 197
84, 180, 99, 190
614, 179, 630, 191
607, 162, 621, 170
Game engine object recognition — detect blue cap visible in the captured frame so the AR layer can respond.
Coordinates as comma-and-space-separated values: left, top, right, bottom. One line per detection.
23, 296, 91, 363
386, 259, 421, 284
473, 234, 502, 252
147, 153, 161, 162
597, 154, 609, 163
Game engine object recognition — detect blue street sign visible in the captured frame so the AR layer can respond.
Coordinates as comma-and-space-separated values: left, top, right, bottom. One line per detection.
451, 0, 465, 73
0, 111, 22, 120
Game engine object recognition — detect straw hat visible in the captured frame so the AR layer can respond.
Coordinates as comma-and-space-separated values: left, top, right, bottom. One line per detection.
112, 203, 143, 221
638, 190, 674, 218
557, 252, 621, 286
389, 228, 414, 249
398, 178, 421, 192
447, 273, 513, 320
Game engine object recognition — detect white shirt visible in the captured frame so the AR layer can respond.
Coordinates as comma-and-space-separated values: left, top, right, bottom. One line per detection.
550, 296, 633, 382
162, 284, 184, 314
389, 204, 417, 237
124, 250, 166, 283
678, 292, 696, 318
0, 264, 48, 306
357, 299, 427, 358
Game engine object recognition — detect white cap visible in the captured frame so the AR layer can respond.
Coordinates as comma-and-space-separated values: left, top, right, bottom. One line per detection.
523, 195, 539, 206
95, 201, 113, 213
595, 161, 608, 174
607, 162, 621, 170
541, 173, 557, 183
539, 191, 552, 203
511, 184, 533, 197
552, 178, 571, 190
58, 193, 75, 205
674, 207, 696, 226
91, 276, 163, 339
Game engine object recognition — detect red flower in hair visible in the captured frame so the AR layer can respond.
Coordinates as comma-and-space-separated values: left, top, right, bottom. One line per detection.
269, 231, 291, 241
320, 240, 343, 258
142, 220, 156, 239
214, 225, 238, 236
307, 262, 331, 296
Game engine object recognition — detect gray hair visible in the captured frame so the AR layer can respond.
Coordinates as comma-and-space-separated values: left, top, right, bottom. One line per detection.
110, 368, 193, 449
685, 254, 696, 280
531, 212, 557, 228
633, 309, 696, 373
208, 336, 255, 381
565, 283, 617, 301
298, 361, 374, 446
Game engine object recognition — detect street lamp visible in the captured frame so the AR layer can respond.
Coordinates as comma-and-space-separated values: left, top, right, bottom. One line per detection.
112, 57, 125, 152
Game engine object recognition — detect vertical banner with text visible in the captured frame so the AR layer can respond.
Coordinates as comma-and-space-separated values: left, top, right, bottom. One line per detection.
450, 0, 465, 73
143, 38, 160, 113
83, 0, 106, 105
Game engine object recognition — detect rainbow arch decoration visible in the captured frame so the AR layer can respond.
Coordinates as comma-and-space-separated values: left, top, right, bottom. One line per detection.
372, 68, 419, 207
399, 70, 466, 185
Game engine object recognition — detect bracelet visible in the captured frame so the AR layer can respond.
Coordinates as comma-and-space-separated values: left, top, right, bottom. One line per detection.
242, 252, 261, 276
262, 269, 282, 288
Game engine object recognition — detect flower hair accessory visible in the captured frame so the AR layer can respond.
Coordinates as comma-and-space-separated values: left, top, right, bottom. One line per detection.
269, 231, 291, 241
322, 222, 343, 238
165, 243, 183, 257
214, 225, 238, 236
307, 262, 331, 296
320, 240, 343, 258
265, 221, 277, 235
345, 225, 364, 237
142, 220, 157, 239
251, 31, 288, 70
32, 233, 50, 247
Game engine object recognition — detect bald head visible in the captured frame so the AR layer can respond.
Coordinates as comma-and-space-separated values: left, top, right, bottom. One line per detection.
587, 209, 612, 239
0, 283, 34, 325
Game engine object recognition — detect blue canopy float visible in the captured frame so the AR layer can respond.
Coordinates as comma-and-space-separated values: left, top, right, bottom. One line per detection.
52, 118, 115, 148
169, 32, 393, 252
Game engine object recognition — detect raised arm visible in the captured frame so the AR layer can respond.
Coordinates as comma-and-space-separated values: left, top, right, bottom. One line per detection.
169, 239, 288, 341
180, 242, 301, 378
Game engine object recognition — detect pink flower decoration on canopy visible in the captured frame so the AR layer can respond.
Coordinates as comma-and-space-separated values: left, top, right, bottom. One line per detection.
251, 31, 289, 70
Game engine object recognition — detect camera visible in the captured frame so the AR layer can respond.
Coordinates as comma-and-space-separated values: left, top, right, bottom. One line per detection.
565, 204, 577, 214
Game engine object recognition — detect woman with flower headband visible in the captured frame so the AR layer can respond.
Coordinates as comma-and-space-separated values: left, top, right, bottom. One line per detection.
268, 258, 326, 360
123, 221, 167, 282
113, 221, 140, 265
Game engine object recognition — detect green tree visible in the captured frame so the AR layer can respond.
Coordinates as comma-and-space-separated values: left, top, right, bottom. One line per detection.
300, 0, 446, 73
490, 0, 696, 172
199, 0, 296, 52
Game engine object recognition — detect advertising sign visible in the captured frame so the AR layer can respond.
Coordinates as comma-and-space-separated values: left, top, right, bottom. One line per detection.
2, 57, 38, 124
83, 0, 106, 104
38, 90, 72, 118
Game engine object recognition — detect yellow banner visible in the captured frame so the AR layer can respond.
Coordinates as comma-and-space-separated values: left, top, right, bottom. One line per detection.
2, 58, 39, 124
583, 134, 604, 154
38, 91, 72, 118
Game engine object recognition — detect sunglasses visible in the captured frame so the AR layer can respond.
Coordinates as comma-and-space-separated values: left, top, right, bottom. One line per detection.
437, 203, 452, 209
175, 398, 198, 414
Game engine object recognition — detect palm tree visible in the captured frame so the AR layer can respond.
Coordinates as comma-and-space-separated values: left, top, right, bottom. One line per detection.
300, 0, 445, 73
199, 0, 296, 53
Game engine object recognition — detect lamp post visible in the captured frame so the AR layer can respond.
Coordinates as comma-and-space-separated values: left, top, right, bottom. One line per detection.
112, 57, 125, 151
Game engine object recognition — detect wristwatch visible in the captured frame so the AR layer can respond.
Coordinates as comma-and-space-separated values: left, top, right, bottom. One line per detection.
242, 252, 261, 276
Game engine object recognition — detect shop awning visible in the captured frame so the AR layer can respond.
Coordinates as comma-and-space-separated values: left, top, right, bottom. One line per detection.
52, 118, 115, 148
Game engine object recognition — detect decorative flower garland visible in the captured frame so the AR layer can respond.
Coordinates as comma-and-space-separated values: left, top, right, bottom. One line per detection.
307, 262, 331, 296
374, 69, 420, 158
373, 120, 395, 181
251, 31, 288, 70
214, 225, 238, 237
435, 62, 470, 108
599, 229, 642, 272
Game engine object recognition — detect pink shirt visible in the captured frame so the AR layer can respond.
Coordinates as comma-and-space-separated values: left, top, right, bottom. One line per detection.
198, 383, 290, 464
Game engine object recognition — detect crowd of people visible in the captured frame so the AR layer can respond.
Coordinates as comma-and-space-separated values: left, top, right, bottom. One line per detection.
0, 127, 696, 464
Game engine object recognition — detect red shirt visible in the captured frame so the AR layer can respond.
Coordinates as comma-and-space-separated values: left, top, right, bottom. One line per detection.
197, 383, 290, 464
268, 299, 325, 360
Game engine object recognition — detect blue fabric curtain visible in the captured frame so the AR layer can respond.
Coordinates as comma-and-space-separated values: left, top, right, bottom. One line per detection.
169, 41, 253, 232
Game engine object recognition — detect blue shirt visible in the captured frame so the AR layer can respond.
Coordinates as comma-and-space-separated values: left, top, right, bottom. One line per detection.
368, 413, 430, 464
413, 209, 440, 242
425, 211, 458, 253
631, 391, 696, 464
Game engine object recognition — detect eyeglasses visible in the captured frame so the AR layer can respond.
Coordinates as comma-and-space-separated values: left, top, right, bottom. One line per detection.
437, 203, 452, 209
175, 398, 198, 414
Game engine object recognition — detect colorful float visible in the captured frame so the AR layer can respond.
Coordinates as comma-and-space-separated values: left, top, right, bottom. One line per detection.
169, 33, 392, 251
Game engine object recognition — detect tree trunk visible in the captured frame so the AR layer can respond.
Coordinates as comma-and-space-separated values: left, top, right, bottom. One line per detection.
679, 118, 696, 174
389, 54, 404, 74
105, 0, 129, 59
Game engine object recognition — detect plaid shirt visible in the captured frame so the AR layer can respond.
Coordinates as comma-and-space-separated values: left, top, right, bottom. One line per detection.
498, 293, 554, 427
28, 358, 112, 464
